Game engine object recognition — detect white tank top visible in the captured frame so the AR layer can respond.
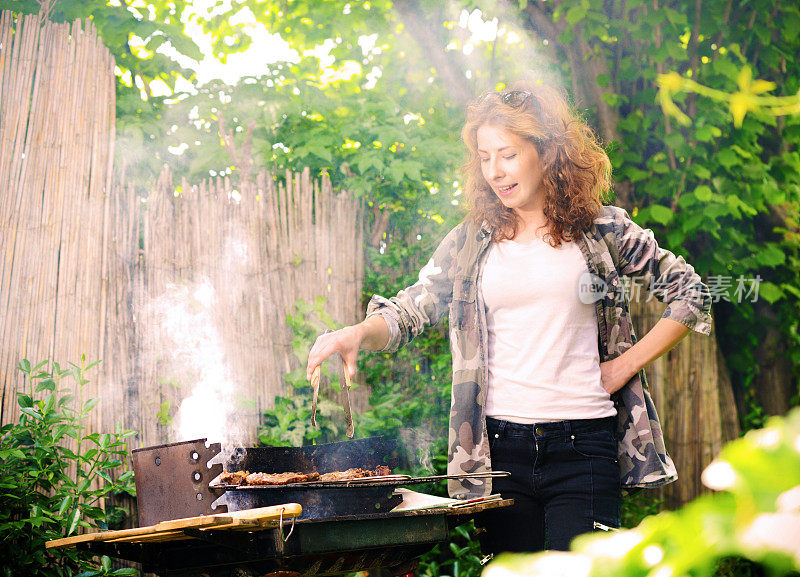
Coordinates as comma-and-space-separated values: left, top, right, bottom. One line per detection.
481, 236, 616, 423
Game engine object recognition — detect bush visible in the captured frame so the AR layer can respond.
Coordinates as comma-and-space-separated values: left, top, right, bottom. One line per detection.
0, 358, 137, 577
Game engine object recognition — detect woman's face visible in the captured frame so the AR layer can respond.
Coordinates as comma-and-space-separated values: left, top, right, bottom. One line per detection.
476, 124, 544, 217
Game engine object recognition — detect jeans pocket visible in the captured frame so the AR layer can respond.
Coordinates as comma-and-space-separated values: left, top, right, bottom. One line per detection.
569, 430, 618, 462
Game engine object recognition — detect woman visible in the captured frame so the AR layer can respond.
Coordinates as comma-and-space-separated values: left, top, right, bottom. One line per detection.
306, 82, 712, 553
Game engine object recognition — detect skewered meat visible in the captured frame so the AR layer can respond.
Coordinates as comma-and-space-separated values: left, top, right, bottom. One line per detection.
245, 471, 321, 485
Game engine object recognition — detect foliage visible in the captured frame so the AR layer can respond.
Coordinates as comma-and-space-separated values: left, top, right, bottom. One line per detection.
620, 491, 664, 530
419, 522, 486, 577
257, 298, 348, 447
0, 358, 138, 577
155, 73, 465, 242
2, 0, 203, 90
485, 408, 800, 577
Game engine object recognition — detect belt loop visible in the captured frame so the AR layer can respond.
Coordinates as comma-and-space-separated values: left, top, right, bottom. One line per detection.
564, 419, 572, 442
498, 420, 507, 438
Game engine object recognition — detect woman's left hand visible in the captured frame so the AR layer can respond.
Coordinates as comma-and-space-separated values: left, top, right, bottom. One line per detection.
599, 355, 636, 395
600, 318, 691, 395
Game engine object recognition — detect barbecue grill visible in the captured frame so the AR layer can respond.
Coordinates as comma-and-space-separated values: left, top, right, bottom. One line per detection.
48, 437, 512, 576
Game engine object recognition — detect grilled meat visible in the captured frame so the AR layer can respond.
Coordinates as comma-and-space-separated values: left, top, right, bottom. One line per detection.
319, 465, 392, 482
218, 470, 249, 486
216, 465, 392, 486
245, 471, 321, 485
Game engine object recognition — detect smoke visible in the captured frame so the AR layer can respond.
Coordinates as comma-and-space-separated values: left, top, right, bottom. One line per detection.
141, 231, 253, 459
144, 278, 244, 453
398, 426, 439, 472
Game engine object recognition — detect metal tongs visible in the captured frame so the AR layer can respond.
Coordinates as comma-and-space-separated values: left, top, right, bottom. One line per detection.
310, 330, 354, 438
337, 352, 355, 438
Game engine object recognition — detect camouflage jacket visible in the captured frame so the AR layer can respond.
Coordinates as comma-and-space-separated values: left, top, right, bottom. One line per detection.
366, 205, 713, 499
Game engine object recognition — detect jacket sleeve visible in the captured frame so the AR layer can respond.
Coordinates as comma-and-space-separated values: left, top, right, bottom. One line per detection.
364, 224, 462, 352
613, 207, 713, 335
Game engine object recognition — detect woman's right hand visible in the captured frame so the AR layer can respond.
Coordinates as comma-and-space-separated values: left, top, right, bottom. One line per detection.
306, 325, 363, 383
305, 316, 390, 383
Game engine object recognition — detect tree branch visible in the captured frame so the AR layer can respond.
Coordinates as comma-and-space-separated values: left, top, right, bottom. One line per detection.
517, 0, 632, 208
651, 0, 678, 174
518, 2, 591, 111
218, 112, 256, 186
687, 0, 702, 119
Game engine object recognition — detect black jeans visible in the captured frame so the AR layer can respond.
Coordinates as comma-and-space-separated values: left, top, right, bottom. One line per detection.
475, 416, 621, 553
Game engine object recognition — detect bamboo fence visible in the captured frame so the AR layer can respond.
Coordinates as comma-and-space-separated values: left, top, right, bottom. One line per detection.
109, 168, 365, 449
0, 13, 115, 437
0, 9, 365, 450
629, 297, 739, 508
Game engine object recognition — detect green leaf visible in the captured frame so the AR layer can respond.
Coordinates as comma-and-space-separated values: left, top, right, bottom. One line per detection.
691, 164, 712, 179
694, 185, 713, 202
17, 393, 34, 408
755, 243, 786, 267
624, 167, 650, 183
649, 205, 674, 225
110, 570, 139, 576
664, 8, 688, 26
43, 393, 55, 414
67, 508, 82, 535
664, 131, 684, 150
35, 378, 56, 392
695, 125, 714, 142
565, 5, 587, 25
718, 148, 738, 169
85, 359, 102, 371
758, 281, 783, 304
602, 92, 622, 107
57, 495, 74, 518
59, 393, 75, 407
781, 283, 800, 300
20, 407, 42, 420
84, 398, 101, 413
558, 27, 575, 45
726, 194, 758, 218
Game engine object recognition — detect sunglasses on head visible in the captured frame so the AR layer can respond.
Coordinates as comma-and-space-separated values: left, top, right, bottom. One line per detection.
477, 90, 532, 108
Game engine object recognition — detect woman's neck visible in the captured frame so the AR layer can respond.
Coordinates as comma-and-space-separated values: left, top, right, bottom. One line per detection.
513, 210, 549, 243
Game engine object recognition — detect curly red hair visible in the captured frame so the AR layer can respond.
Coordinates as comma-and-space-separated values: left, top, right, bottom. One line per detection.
461, 82, 612, 246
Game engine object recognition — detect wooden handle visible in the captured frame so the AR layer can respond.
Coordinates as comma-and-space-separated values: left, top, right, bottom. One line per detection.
46, 503, 303, 549
222, 504, 303, 522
